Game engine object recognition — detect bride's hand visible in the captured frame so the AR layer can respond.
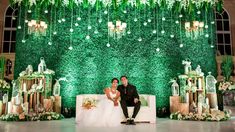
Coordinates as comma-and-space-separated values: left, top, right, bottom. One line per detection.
114, 101, 118, 106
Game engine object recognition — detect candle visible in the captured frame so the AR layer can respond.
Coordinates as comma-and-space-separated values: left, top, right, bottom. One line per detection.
185, 92, 189, 103
0, 101, 2, 116
3, 94, 8, 103
23, 82, 27, 92
23, 102, 29, 115
198, 78, 202, 90
7, 102, 12, 114
198, 102, 202, 115
206, 97, 209, 105
40, 79, 43, 86
188, 79, 192, 87
15, 95, 21, 105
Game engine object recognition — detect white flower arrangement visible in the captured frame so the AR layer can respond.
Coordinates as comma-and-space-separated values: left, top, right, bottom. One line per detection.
170, 110, 231, 121
0, 79, 11, 90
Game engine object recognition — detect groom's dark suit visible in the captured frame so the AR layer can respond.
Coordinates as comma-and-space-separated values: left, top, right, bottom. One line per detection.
117, 83, 141, 119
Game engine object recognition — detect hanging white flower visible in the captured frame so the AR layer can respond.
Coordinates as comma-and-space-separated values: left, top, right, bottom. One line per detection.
140, 0, 150, 6
166, 0, 175, 9
156, 0, 161, 6
128, 0, 136, 7
50, 0, 55, 5
63, 0, 69, 6
117, 0, 122, 6
88, 0, 96, 7
14, 0, 23, 5
102, 0, 112, 7
74, 0, 79, 6
180, 0, 189, 10
29, 0, 37, 7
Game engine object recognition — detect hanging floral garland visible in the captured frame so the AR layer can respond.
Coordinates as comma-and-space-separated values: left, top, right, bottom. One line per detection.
10, 0, 223, 13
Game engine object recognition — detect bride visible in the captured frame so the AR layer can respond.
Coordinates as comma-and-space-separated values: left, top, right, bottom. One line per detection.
78, 78, 123, 127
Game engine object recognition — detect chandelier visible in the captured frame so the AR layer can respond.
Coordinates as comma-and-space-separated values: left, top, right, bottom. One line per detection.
108, 20, 127, 39
184, 21, 204, 39
28, 20, 48, 36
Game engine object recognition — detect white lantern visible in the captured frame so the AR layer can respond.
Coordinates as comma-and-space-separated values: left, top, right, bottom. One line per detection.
171, 80, 179, 96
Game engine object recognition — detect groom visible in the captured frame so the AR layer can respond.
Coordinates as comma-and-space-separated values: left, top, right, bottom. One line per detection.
117, 76, 141, 125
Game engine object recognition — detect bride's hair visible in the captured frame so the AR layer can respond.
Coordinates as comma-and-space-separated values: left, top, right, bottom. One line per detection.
111, 78, 119, 83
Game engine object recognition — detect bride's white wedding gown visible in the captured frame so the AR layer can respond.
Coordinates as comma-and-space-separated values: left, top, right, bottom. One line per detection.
77, 89, 123, 127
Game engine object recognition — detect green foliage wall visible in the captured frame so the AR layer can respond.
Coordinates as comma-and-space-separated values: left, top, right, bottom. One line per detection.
14, 7, 216, 109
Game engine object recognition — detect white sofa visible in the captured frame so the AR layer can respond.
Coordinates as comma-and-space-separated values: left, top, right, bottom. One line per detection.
76, 94, 156, 123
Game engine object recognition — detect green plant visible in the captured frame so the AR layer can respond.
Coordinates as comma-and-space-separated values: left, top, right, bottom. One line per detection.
222, 56, 233, 82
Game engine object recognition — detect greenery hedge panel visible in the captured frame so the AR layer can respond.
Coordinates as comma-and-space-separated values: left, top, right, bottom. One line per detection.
14, 7, 216, 109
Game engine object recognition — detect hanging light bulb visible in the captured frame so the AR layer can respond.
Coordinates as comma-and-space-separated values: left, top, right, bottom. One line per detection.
134, 18, 138, 22
180, 44, 184, 48
211, 21, 215, 24
148, 19, 151, 23
48, 42, 52, 45
17, 26, 22, 29
123, 10, 127, 14
77, 17, 81, 21
28, 10, 32, 13
94, 30, 99, 34
205, 34, 209, 38
197, 11, 201, 14
44, 10, 48, 14
211, 45, 214, 48
156, 48, 160, 52
152, 30, 157, 34
25, 20, 28, 23
98, 19, 102, 23
127, 31, 131, 34
70, 28, 74, 32
86, 35, 90, 40
170, 35, 175, 38
88, 25, 92, 30
143, 22, 147, 26
62, 18, 66, 22
104, 10, 108, 14
138, 37, 142, 42
22, 39, 26, 43
106, 43, 110, 47
205, 25, 209, 29
161, 30, 165, 34
58, 20, 62, 23
179, 14, 183, 18
175, 20, 179, 24
68, 46, 73, 50
162, 17, 166, 21
75, 23, 79, 26
53, 31, 57, 35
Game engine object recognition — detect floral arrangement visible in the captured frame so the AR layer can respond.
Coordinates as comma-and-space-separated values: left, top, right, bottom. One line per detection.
10, 0, 223, 13
170, 110, 231, 121
82, 97, 97, 109
218, 82, 235, 91
0, 79, 11, 91
0, 112, 64, 121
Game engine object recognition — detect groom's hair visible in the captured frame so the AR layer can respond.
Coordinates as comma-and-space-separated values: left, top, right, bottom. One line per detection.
111, 78, 119, 83
120, 75, 128, 80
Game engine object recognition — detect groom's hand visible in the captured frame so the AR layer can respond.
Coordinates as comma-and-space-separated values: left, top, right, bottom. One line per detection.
134, 98, 139, 104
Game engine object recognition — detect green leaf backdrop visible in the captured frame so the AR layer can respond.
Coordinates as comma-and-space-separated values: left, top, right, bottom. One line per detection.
14, 7, 217, 110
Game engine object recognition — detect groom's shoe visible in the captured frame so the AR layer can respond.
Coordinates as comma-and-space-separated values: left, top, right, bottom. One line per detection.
130, 118, 136, 125
126, 119, 131, 125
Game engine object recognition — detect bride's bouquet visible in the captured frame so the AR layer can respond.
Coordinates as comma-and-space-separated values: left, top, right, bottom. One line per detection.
82, 97, 97, 109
